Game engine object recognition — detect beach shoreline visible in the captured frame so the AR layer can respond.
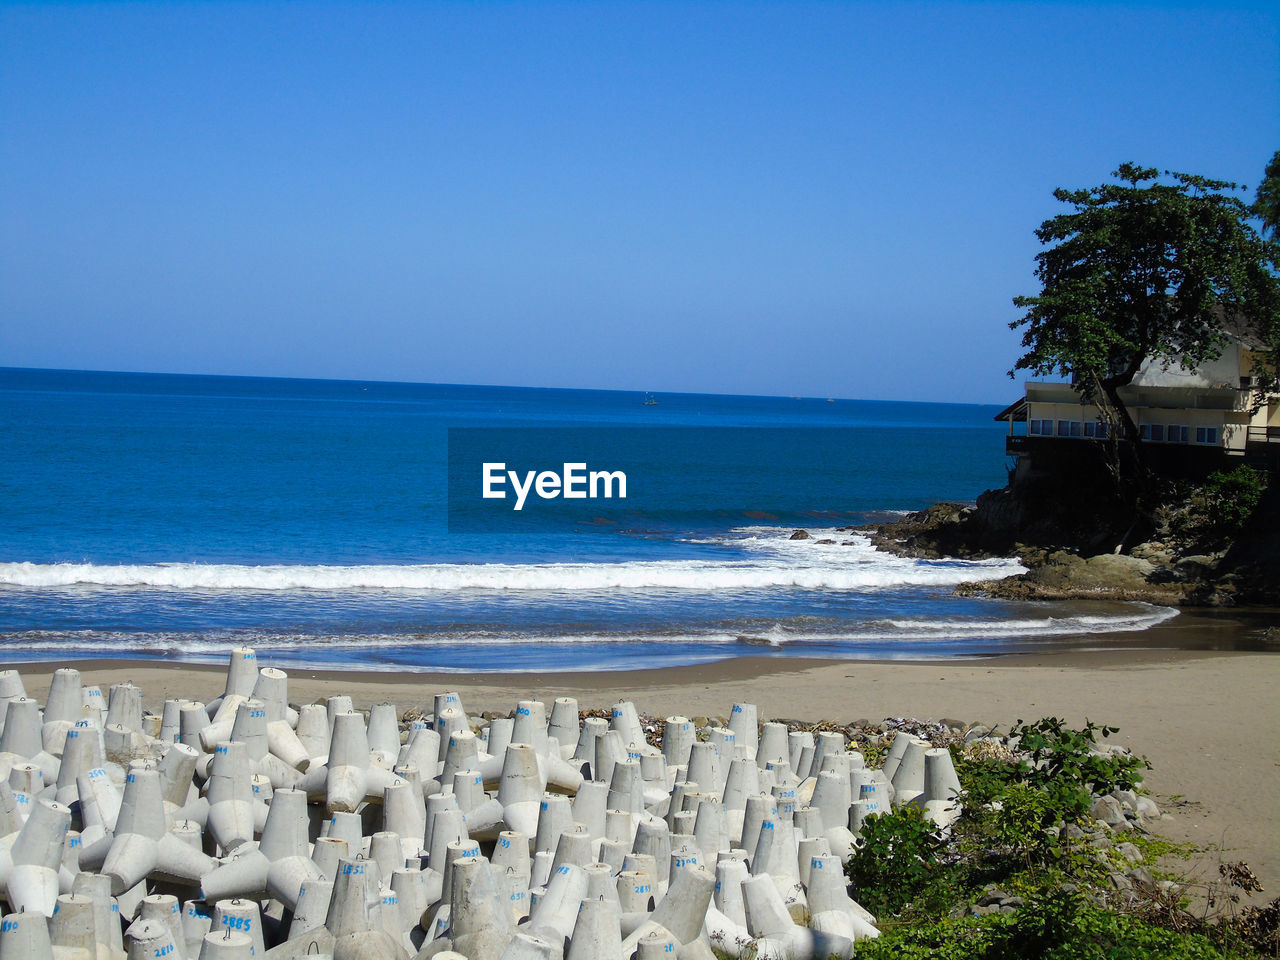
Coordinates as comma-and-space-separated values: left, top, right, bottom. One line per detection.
7, 608, 1278, 905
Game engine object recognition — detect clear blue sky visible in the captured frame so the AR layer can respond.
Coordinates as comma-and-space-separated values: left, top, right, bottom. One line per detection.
2, 1, 1276, 403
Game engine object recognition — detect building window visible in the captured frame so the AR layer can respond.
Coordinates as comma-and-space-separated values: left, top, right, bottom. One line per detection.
1139, 424, 1150, 441
1029, 419, 1046, 436
1195, 426, 1219, 445
1057, 420, 1071, 437
1168, 425, 1189, 443
1149, 424, 1165, 442
1069, 421, 1083, 437
1083, 421, 1109, 439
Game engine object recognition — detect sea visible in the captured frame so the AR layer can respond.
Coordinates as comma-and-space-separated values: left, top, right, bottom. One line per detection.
0, 368, 1177, 672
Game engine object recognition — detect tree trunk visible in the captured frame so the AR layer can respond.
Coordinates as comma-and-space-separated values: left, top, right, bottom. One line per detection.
1099, 362, 1148, 483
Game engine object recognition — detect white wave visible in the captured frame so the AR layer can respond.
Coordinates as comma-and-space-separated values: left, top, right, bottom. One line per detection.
0, 544, 1024, 594
0, 605, 1176, 658
874, 604, 1180, 639
733, 604, 1177, 646
0, 629, 744, 653
690, 527, 1016, 565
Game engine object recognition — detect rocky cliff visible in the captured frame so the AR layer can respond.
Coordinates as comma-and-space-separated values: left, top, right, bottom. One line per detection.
857, 468, 1278, 607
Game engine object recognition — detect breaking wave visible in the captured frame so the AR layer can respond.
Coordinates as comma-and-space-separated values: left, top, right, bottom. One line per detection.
0, 532, 1025, 593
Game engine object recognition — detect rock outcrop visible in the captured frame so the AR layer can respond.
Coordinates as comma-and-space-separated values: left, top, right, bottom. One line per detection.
857, 468, 1278, 607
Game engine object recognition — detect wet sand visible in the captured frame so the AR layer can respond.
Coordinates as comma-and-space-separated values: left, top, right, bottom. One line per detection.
7, 607, 1278, 903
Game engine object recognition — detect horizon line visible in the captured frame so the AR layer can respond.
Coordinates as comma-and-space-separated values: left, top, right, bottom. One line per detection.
0, 364, 1015, 408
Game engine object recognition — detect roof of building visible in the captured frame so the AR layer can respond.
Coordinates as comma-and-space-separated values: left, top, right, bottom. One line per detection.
993, 396, 1028, 422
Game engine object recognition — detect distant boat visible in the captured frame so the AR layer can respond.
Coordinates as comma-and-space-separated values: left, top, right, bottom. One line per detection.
643, 392, 658, 405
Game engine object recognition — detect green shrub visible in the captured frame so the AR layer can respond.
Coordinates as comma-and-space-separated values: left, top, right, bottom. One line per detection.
1175, 464, 1269, 548
1002, 716, 1148, 824
852, 890, 1247, 960
846, 805, 953, 918
1201, 465, 1268, 532
842, 719, 1266, 959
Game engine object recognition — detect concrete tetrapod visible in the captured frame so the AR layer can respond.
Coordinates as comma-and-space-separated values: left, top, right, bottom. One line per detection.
70, 873, 125, 954
41, 668, 84, 758
267, 856, 385, 959
889, 738, 929, 808
295, 705, 331, 764
920, 747, 964, 828
197, 929, 254, 960
807, 770, 856, 861
323, 713, 401, 815
619, 861, 715, 956
0, 698, 61, 785
566, 896, 623, 960
368, 705, 401, 770
56, 720, 108, 808
523, 861, 589, 950
205, 648, 260, 719
0, 909, 56, 960
124, 917, 181, 960
805, 854, 877, 942
201, 788, 323, 908
740, 874, 853, 960
704, 857, 752, 958
546, 699, 579, 761
101, 766, 215, 895
204, 743, 260, 854
211, 899, 266, 959
497, 745, 545, 839
6, 796, 70, 916
51, 891, 126, 960
136, 894, 186, 960
417, 854, 513, 960
0, 664, 901, 959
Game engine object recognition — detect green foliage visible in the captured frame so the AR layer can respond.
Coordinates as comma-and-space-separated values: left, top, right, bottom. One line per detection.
957, 717, 1149, 828
846, 805, 952, 918
856, 737, 887, 769
846, 719, 1150, 923
955, 778, 1060, 861
842, 718, 1269, 959
1255, 150, 1280, 238
1198, 465, 1268, 538
853, 890, 1250, 960
1010, 162, 1280, 451
1004, 716, 1149, 823
1169, 464, 1269, 551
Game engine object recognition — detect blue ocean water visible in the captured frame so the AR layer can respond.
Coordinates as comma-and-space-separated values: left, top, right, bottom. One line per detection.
0, 368, 1175, 670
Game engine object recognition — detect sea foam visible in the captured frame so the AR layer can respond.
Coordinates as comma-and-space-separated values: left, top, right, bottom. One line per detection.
0, 532, 1025, 593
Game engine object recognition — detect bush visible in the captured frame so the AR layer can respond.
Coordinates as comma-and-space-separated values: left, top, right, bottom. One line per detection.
846, 805, 952, 918
1201, 465, 1268, 532
843, 719, 1268, 959
852, 890, 1248, 960
1000, 716, 1148, 824
1175, 464, 1269, 548
846, 719, 1150, 921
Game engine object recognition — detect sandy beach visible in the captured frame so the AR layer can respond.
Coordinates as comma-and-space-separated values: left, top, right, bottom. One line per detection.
9, 607, 1278, 906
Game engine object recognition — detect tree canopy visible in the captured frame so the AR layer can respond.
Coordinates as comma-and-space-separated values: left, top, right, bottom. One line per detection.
1254, 149, 1280, 238
1010, 161, 1280, 453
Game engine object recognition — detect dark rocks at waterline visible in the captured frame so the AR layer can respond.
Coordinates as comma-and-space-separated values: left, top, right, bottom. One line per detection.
850, 473, 1280, 606
955, 551, 1189, 605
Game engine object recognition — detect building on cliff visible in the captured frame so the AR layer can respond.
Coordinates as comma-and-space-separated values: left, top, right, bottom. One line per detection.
996, 332, 1279, 476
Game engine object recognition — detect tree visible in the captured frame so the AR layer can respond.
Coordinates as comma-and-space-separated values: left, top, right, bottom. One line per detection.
1255, 149, 1280, 238
1010, 162, 1280, 467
